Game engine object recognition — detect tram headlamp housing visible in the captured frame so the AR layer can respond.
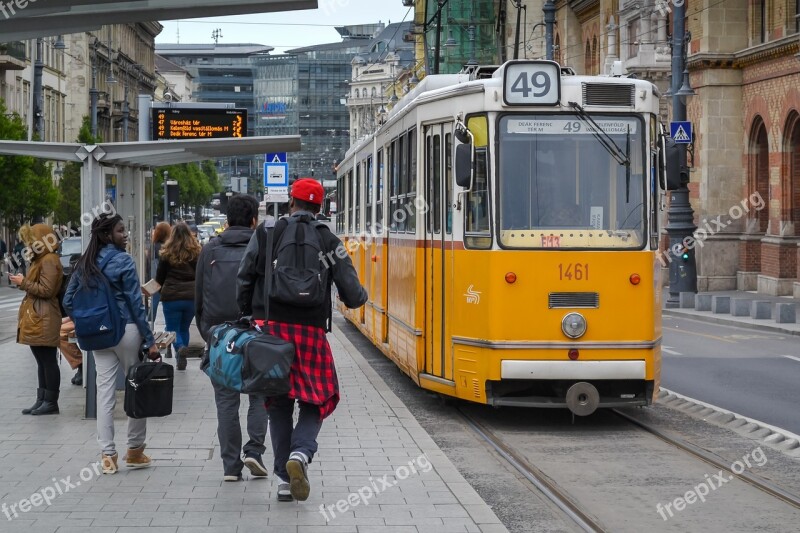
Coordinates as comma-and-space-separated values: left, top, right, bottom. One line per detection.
562, 312, 587, 339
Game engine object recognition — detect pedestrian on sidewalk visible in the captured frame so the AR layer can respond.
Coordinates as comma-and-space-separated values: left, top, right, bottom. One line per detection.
147, 221, 170, 324
196, 194, 269, 482
11, 224, 63, 416
237, 178, 368, 502
12, 239, 27, 277
63, 213, 160, 474
155, 222, 199, 371
0, 236, 7, 277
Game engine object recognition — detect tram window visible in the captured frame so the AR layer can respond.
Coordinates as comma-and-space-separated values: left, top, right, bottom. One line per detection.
465, 149, 491, 249
355, 163, 361, 233
399, 134, 406, 196
346, 170, 353, 233
426, 135, 433, 234
336, 176, 343, 234
377, 149, 384, 233
445, 133, 453, 234
409, 128, 417, 195
433, 134, 441, 234
366, 156, 373, 234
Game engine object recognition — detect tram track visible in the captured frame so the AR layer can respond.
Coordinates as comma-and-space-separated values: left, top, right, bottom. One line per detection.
457, 404, 800, 533
457, 406, 607, 533
611, 408, 800, 510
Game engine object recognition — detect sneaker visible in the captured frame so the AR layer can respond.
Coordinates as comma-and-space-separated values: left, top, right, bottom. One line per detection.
243, 453, 268, 478
101, 453, 118, 475
124, 444, 152, 469
223, 473, 243, 482
286, 451, 310, 501
277, 481, 293, 502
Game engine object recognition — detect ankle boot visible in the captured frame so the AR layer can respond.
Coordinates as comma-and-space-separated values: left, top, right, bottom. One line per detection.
22, 388, 45, 415
124, 444, 152, 469
71, 365, 83, 386
31, 389, 59, 415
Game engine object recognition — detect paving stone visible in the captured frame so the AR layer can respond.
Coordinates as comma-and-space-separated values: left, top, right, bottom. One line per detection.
775, 302, 796, 324
695, 293, 712, 311
679, 292, 695, 308
711, 295, 730, 314
751, 300, 772, 319
731, 298, 751, 316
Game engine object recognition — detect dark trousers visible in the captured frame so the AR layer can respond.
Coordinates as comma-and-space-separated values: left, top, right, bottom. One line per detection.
162, 299, 195, 350
212, 381, 268, 476
31, 346, 59, 392
267, 395, 322, 482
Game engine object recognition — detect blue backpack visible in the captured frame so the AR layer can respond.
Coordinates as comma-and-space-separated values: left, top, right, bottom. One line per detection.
71, 250, 127, 351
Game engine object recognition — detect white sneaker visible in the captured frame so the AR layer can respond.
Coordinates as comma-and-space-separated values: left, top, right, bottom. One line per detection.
286, 451, 309, 501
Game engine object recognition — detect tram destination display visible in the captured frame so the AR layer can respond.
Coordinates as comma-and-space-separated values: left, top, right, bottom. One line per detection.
152, 108, 247, 140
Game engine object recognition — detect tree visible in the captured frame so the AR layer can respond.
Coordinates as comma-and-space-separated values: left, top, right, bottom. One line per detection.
155, 161, 220, 221
0, 99, 58, 234
53, 117, 100, 227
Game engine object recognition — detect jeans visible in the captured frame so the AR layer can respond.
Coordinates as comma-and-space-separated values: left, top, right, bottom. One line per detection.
162, 299, 195, 350
148, 292, 161, 324
212, 381, 268, 475
267, 396, 322, 482
94, 323, 146, 456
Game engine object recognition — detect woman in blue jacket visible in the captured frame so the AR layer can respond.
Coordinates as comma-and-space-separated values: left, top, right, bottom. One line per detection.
63, 214, 161, 475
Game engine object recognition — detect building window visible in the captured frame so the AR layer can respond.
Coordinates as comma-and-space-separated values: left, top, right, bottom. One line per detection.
749, 118, 770, 233
793, 0, 800, 34
787, 113, 800, 228
554, 34, 561, 64
753, 0, 767, 43
592, 36, 599, 75
585, 40, 591, 73
628, 19, 640, 58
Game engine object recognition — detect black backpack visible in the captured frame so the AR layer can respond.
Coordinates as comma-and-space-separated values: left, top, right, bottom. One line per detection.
200, 237, 249, 335
270, 216, 329, 307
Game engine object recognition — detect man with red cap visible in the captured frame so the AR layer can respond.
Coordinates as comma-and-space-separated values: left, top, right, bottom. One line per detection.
237, 177, 367, 502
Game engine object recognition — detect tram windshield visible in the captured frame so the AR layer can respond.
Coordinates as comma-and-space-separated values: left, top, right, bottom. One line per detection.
498, 114, 646, 249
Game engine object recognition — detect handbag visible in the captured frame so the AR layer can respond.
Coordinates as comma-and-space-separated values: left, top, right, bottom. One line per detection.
124, 355, 174, 419
202, 226, 295, 395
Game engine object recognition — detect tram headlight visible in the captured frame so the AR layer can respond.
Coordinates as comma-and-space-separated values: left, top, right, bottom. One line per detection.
562, 312, 587, 339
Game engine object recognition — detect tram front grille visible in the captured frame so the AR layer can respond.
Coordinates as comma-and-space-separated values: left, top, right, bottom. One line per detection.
548, 292, 600, 309
582, 83, 635, 107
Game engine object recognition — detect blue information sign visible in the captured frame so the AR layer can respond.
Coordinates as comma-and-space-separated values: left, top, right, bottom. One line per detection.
264, 163, 289, 187
265, 152, 287, 164
670, 121, 692, 144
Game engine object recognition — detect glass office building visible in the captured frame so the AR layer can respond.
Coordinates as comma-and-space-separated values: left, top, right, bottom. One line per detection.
155, 43, 272, 193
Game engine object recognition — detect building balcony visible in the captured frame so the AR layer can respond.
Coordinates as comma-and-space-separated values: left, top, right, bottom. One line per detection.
0, 41, 26, 71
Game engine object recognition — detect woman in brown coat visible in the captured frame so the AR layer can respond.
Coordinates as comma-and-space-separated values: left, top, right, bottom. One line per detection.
10, 224, 63, 415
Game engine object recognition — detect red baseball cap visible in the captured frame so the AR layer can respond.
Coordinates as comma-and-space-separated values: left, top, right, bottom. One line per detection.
291, 178, 324, 205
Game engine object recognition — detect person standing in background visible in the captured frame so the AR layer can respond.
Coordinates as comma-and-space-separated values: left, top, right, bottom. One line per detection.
148, 222, 171, 323
11, 224, 62, 416
156, 222, 199, 371
0, 236, 7, 277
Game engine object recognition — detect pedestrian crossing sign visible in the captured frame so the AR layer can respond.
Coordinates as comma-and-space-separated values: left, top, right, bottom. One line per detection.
670, 121, 692, 144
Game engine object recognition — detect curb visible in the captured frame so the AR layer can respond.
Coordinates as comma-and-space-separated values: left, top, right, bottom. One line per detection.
662, 308, 800, 337
658, 388, 800, 459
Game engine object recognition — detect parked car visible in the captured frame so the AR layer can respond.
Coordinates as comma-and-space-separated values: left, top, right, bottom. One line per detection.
196, 224, 216, 245
59, 237, 82, 277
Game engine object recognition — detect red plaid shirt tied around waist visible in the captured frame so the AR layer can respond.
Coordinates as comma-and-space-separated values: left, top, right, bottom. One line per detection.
254, 320, 339, 419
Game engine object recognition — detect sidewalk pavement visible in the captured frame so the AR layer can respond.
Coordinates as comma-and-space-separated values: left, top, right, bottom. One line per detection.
662, 288, 800, 336
0, 314, 508, 533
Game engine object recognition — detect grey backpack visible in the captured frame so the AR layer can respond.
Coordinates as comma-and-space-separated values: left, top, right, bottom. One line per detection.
270, 216, 329, 307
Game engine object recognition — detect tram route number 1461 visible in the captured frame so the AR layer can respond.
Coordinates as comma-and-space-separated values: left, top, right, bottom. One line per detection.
559, 263, 589, 281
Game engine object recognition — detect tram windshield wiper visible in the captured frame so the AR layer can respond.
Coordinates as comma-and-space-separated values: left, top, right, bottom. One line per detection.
567, 101, 632, 201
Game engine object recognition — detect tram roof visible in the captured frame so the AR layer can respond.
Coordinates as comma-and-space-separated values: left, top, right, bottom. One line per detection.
0, 136, 301, 167
0, 0, 317, 41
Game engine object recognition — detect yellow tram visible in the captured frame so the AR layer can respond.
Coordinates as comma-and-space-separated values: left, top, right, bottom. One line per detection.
336, 60, 665, 415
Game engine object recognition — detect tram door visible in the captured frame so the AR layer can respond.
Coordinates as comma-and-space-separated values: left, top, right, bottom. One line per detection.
424, 124, 454, 380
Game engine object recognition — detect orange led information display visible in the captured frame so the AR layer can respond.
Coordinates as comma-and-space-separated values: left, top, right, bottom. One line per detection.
152, 108, 247, 140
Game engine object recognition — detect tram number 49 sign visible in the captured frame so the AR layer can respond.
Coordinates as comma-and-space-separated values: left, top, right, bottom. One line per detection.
503, 61, 561, 106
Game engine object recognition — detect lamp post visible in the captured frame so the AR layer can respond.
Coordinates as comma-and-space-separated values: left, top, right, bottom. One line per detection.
32, 38, 44, 140
665, 4, 697, 307
90, 63, 98, 138
163, 171, 178, 223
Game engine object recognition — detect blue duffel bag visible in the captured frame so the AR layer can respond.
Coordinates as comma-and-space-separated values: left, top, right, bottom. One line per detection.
201, 320, 295, 396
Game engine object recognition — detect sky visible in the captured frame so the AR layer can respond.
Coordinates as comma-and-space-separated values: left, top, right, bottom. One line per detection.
156, 0, 413, 54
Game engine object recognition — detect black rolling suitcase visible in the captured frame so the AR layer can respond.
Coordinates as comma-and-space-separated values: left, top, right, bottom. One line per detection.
124, 359, 174, 419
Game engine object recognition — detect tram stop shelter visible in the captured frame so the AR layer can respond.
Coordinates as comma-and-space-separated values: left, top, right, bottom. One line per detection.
0, 134, 302, 417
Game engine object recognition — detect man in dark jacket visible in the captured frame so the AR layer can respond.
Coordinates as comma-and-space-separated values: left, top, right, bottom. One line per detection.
196, 194, 269, 482
237, 178, 367, 502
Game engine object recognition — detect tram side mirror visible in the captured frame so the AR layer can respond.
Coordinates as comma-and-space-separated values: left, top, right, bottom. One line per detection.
455, 143, 473, 189
664, 136, 683, 190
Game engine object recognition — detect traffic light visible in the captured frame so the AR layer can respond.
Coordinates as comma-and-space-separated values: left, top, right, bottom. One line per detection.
681, 247, 690, 262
